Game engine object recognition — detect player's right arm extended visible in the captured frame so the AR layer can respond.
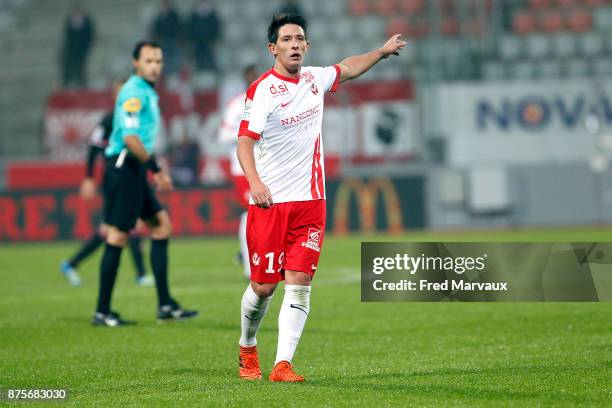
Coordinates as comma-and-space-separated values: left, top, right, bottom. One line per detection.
237, 136, 273, 208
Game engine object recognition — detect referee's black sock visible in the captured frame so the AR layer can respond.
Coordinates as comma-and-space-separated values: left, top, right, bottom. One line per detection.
96, 243, 123, 314
128, 235, 146, 279
151, 239, 172, 307
69, 232, 104, 267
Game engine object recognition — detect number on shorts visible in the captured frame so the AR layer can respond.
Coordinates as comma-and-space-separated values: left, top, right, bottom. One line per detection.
264, 251, 285, 274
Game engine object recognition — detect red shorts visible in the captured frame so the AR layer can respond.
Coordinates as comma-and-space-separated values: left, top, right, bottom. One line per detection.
247, 199, 326, 284
233, 175, 250, 209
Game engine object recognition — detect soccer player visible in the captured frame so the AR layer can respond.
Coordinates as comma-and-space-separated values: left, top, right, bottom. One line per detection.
60, 81, 153, 288
236, 14, 405, 382
92, 41, 198, 327
218, 65, 259, 279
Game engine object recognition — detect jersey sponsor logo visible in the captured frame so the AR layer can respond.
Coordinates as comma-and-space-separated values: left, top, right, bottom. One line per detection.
280, 104, 321, 127
122, 97, 142, 113
311, 83, 319, 95
301, 228, 321, 252
269, 83, 289, 95
252, 252, 260, 265
280, 101, 292, 108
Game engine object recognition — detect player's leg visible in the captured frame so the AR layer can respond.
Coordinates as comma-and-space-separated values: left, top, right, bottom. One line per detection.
60, 224, 107, 286
144, 208, 198, 322
238, 212, 250, 279
92, 161, 138, 327
270, 200, 326, 382
238, 204, 284, 380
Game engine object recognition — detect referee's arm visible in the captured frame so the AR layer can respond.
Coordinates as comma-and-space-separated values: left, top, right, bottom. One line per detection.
124, 135, 173, 192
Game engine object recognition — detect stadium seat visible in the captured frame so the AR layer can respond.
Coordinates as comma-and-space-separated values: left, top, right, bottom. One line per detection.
513, 11, 537, 34
593, 6, 612, 31
357, 16, 386, 39
551, 32, 577, 58
526, 34, 551, 59
582, 0, 605, 6
555, 0, 579, 7
463, 19, 485, 36
578, 32, 604, 58
482, 61, 507, 80
499, 35, 525, 60
347, 0, 370, 16
565, 58, 591, 77
509, 60, 538, 79
529, 0, 551, 9
373, 0, 397, 16
593, 58, 612, 77
566, 9, 593, 32
540, 11, 564, 32
440, 16, 460, 36
537, 59, 563, 77
386, 17, 411, 38
318, 0, 345, 17
397, 0, 425, 16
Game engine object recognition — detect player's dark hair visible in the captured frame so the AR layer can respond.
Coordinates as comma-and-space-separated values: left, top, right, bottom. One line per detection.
132, 40, 162, 60
267, 14, 307, 43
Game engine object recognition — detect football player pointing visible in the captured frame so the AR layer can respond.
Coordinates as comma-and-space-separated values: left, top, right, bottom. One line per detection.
237, 14, 405, 382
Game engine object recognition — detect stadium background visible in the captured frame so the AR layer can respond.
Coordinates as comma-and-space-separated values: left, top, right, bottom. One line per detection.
0, 1, 610, 406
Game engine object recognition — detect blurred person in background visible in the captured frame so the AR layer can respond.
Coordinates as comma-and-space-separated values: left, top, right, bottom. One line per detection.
61, 2, 95, 87
60, 80, 154, 288
92, 41, 198, 327
167, 132, 200, 187
217, 65, 259, 279
188, 0, 221, 74
151, 0, 182, 77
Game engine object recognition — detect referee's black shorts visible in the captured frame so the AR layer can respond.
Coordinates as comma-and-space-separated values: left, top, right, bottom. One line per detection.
103, 154, 163, 232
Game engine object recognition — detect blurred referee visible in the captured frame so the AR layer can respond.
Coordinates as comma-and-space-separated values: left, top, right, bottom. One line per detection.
93, 40, 197, 326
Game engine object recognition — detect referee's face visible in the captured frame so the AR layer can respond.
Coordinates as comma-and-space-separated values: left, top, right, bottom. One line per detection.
133, 45, 164, 83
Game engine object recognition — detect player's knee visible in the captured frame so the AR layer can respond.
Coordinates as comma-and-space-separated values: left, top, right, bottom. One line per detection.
250, 282, 276, 298
106, 228, 128, 247
285, 270, 312, 286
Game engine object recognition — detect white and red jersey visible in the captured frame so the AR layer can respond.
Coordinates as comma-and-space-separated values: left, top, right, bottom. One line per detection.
218, 91, 249, 176
238, 65, 340, 204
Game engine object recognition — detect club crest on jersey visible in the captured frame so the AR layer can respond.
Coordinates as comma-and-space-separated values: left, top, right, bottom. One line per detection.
269, 83, 289, 96
301, 228, 321, 252
310, 84, 318, 95
300, 71, 315, 83
252, 253, 260, 266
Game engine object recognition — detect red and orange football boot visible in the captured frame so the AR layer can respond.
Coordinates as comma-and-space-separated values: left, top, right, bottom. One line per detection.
239, 345, 262, 380
269, 360, 305, 383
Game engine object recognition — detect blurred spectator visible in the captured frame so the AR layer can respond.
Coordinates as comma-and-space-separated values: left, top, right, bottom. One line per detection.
167, 133, 201, 187
188, 0, 221, 74
277, 0, 305, 17
151, 0, 182, 76
61, 3, 95, 87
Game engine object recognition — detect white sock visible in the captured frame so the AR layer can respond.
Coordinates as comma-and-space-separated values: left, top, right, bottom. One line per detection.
239, 212, 250, 279
275, 284, 311, 364
239, 285, 271, 346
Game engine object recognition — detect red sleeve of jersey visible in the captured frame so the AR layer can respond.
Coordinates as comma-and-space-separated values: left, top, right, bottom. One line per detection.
330, 64, 341, 93
238, 120, 261, 140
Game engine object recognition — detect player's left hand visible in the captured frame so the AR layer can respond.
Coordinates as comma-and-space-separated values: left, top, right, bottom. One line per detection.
153, 171, 174, 192
380, 34, 406, 58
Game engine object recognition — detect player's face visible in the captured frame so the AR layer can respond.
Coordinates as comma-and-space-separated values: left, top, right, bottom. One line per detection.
133, 46, 164, 83
269, 24, 308, 74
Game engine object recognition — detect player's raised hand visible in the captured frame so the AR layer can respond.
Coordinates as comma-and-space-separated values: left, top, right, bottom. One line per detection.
250, 179, 274, 208
380, 34, 406, 58
80, 177, 97, 201
153, 170, 174, 192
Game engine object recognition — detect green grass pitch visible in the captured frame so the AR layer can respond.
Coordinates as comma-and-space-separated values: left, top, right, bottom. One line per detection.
0, 228, 610, 407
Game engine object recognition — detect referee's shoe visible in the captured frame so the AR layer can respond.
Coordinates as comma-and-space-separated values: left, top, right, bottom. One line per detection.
157, 302, 199, 323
